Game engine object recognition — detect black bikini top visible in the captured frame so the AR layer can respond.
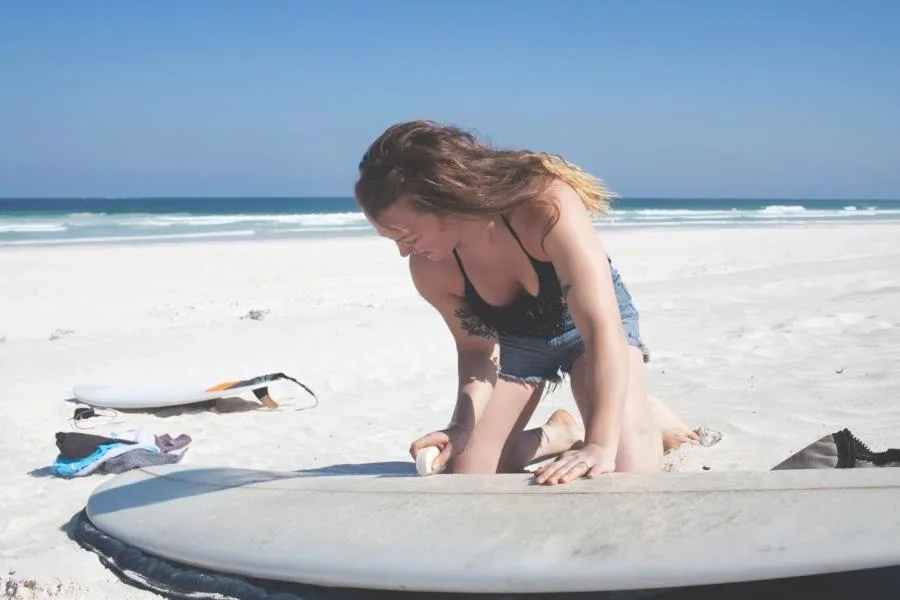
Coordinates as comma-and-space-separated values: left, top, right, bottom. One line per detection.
452, 216, 568, 339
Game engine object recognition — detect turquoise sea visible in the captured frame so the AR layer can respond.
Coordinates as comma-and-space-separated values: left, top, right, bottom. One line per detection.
1, 196, 898, 246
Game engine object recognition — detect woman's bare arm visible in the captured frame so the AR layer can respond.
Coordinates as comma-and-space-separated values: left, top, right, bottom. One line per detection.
534, 183, 630, 455
409, 256, 499, 432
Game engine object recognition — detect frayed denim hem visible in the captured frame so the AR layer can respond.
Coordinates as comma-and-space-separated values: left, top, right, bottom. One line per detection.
498, 370, 565, 397
629, 336, 651, 363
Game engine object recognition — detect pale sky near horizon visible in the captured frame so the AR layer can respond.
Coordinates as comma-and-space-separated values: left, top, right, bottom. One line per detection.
1, 1, 898, 199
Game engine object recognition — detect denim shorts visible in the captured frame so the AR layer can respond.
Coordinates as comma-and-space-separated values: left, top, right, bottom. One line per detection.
497, 264, 649, 386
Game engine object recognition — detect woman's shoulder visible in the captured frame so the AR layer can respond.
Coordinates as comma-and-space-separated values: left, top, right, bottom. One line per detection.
408, 252, 465, 302
507, 179, 595, 259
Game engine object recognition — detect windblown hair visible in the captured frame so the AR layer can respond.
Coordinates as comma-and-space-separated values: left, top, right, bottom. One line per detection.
354, 120, 613, 240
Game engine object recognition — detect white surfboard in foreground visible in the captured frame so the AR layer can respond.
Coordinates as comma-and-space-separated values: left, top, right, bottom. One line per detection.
83, 464, 900, 594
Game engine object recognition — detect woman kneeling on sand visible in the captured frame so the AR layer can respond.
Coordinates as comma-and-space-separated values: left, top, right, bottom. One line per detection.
354, 120, 697, 485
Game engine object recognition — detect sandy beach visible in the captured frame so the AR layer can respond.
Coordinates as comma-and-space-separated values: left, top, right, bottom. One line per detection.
1, 222, 898, 598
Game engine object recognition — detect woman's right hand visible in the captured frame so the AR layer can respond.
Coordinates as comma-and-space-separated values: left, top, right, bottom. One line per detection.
409, 425, 471, 474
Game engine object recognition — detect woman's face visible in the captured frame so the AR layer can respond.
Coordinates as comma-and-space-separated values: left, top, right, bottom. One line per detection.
368, 203, 462, 262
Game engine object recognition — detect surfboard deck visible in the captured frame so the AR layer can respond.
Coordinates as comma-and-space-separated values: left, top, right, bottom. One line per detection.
83, 464, 900, 594
72, 372, 316, 410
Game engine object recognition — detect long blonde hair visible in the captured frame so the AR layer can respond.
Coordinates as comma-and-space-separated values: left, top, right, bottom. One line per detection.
354, 120, 613, 241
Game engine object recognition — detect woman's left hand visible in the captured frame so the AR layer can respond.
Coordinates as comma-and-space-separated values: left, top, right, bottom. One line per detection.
533, 443, 617, 485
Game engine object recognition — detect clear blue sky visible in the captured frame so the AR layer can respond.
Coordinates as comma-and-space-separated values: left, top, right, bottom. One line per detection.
1, 0, 898, 199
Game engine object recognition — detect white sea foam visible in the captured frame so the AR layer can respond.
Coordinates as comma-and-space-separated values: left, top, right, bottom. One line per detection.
0, 230, 256, 246
759, 205, 807, 214
600, 205, 900, 228
0, 222, 69, 233
2, 205, 899, 246
122, 212, 366, 228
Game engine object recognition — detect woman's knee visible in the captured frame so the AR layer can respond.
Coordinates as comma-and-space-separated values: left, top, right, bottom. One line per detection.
448, 442, 506, 474
615, 346, 663, 472
446, 377, 543, 474
570, 346, 661, 472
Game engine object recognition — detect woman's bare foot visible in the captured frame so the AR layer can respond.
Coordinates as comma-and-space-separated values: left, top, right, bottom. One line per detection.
662, 429, 700, 452
542, 403, 697, 456
647, 394, 700, 452
504, 409, 585, 472
510, 401, 696, 472
541, 408, 585, 455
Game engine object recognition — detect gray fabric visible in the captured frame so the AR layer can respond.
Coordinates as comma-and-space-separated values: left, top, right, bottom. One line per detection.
772, 428, 900, 470
772, 435, 840, 470
97, 448, 185, 474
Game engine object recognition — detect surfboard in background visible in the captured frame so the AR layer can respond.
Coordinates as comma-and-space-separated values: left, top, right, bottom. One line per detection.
71, 372, 317, 410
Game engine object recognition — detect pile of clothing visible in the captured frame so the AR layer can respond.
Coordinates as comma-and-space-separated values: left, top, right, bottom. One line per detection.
52, 430, 192, 478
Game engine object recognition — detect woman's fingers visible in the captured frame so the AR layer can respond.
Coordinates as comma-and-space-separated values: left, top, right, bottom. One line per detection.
433, 444, 453, 473
535, 455, 593, 485
535, 458, 573, 485
560, 460, 592, 483
409, 431, 449, 458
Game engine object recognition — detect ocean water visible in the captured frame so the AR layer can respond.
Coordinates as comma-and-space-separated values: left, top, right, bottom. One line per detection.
1, 196, 898, 246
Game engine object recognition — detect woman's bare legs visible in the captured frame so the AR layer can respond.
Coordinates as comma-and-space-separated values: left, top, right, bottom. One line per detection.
648, 393, 700, 450
449, 377, 544, 474
501, 393, 697, 472
450, 376, 585, 474
500, 407, 585, 472
497, 390, 697, 474
569, 345, 664, 473
451, 348, 698, 474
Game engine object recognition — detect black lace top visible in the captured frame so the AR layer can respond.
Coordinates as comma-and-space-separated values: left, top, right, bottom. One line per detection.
452, 216, 568, 339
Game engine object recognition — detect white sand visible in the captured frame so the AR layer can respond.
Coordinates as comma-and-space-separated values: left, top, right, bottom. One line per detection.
1, 222, 898, 598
